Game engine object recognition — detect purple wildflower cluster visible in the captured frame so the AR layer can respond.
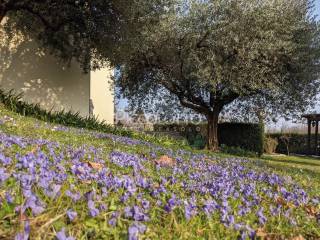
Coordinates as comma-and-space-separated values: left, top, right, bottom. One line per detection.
0, 130, 319, 239
110, 151, 146, 171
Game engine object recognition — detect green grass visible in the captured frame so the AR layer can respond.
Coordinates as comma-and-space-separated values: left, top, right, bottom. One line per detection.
259, 154, 320, 197
262, 154, 320, 173
0, 105, 319, 240
0, 89, 188, 149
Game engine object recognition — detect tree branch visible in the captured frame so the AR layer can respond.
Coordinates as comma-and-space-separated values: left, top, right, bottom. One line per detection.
196, 30, 210, 48
179, 97, 210, 115
1, 1, 80, 32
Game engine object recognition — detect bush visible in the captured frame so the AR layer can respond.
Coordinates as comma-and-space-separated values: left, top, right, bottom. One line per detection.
264, 137, 278, 154
154, 122, 265, 155
218, 122, 264, 156
268, 133, 311, 155
189, 133, 206, 149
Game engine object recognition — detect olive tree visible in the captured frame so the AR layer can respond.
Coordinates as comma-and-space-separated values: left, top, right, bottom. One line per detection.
112, 0, 320, 150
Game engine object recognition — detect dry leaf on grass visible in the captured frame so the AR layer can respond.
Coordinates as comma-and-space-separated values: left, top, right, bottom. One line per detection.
87, 161, 104, 170
155, 155, 176, 167
304, 205, 318, 216
19, 213, 28, 222
256, 228, 268, 238
275, 197, 295, 209
290, 235, 305, 240
30, 145, 40, 154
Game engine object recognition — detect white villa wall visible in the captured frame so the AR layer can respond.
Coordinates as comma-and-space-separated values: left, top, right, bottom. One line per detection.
90, 67, 115, 124
0, 39, 91, 117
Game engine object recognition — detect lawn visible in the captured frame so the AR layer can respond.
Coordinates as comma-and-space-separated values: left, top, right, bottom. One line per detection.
0, 105, 319, 240
262, 154, 320, 174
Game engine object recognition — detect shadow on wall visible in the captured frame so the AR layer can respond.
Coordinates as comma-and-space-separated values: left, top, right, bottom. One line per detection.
0, 32, 90, 116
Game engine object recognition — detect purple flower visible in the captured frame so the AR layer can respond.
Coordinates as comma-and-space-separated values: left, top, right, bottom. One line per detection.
44, 184, 61, 199
15, 232, 29, 240
24, 195, 45, 216
257, 208, 267, 225
100, 203, 107, 211
5, 191, 14, 204
109, 151, 144, 171
141, 200, 150, 210
0, 168, 10, 182
56, 228, 75, 240
133, 206, 149, 221
164, 195, 178, 213
128, 222, 147, 240
88, 200, 100, 217
184, 199, 198, 220
67, 209, 77, 222
124, 206, 133, 218
0, 153, 11, 165
109, 211, 120, 226
124, 206, 149, 222
108, 217, 117, 227
14, 221, 30, 240
203, 199, 216, 216
65, 190, 81, 202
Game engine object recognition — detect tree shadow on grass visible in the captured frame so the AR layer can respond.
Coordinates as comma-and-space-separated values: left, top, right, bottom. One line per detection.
258, 159, 320, 180
261, 157, 320, 168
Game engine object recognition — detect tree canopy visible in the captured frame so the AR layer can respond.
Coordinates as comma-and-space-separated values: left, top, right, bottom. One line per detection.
1, 0, 134, 70
112, 0, 320, 150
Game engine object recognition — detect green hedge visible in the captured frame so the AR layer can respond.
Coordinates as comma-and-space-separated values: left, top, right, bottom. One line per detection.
218, 122, 264, 156
268, 133, 313, 155
154, 122, 264, 155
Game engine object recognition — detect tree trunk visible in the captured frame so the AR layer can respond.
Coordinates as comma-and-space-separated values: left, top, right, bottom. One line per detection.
206, 110, 220, 151
0, 11, 5, 24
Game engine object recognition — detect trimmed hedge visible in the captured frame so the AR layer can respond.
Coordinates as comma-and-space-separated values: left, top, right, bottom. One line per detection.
268, 133, 314, 155
154, 122, 265, 155
218, 122, 264, 156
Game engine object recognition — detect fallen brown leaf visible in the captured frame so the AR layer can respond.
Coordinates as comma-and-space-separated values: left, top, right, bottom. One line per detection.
275, 197, 295, 209
256, 228, 268, 238
152, 183, 160, 189
87, 161, 104, 170
196, 229, 204, 236
304, 205, 318, 216
155, 155, 176, 167
290, 235, 305, 240
30, 145, 40, 154
276, 196, 286, 205
19, 213, 28, 222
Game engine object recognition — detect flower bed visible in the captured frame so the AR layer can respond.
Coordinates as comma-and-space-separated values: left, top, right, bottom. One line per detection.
0, 113, 319, 239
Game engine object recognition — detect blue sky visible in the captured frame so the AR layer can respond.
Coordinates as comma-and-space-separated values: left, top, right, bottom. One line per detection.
315, 1, 320, 19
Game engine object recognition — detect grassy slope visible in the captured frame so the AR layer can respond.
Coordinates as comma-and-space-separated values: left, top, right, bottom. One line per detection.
0, 105, 319, 240
260, 155, 320, 195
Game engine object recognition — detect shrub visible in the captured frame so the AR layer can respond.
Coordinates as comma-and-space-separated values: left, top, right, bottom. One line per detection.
218, 122, 264, 156
268, 133, 311, 155
189, 133, 206, 149
264, 137, 278, 154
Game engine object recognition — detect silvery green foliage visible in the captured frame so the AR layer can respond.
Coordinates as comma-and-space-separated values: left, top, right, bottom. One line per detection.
112, 0, 320, 149
114, 0, 320, 120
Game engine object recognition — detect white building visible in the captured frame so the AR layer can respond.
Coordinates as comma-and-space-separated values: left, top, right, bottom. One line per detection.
0, 20, 114, 124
